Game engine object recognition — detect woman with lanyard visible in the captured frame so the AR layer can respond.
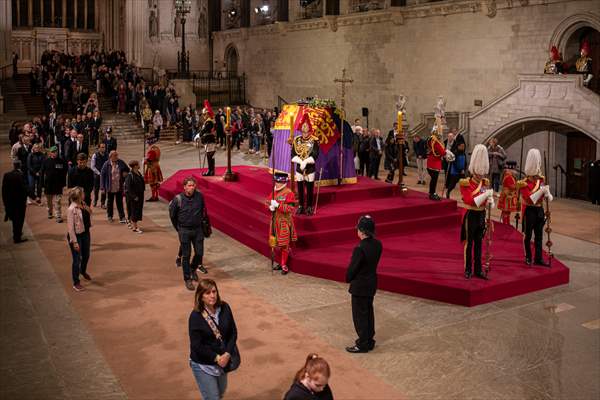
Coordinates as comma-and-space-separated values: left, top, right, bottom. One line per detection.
188, 279, 240, 400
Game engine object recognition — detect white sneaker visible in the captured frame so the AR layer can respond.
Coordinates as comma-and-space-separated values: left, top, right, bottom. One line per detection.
133, 228, 143, 234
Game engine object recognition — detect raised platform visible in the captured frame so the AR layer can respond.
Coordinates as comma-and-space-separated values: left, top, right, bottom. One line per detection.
160, 166, 570, 307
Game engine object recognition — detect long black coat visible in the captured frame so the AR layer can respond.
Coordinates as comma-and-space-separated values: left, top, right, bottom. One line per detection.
124, 171, 145, 221
345, 237, 383, 297
2, 169, 28, 219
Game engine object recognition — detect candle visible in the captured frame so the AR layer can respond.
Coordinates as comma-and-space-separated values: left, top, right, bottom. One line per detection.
226, 107, 231, 129
397, 111, 403, 133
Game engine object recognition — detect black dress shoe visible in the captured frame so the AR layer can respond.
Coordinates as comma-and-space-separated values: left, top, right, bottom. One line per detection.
429, 193, 441, 201
464, 271, 472, 279
534, 260, 550, 267
525, 258, 532, 266
474, 272, 488, 280
14, 238, 28, 244
296, 206, 304, 215
305, 207, 314, 216
345, 345, 368, 353
202, 171, 210, 176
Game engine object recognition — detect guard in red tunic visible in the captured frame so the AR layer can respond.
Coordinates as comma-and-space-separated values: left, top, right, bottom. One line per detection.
144, 144, 163, 201
517, 149, 553, 267
268, 172, 297, 275
427, 126, 454, 201
497, 160, 519, 225
459, 144, 494, 280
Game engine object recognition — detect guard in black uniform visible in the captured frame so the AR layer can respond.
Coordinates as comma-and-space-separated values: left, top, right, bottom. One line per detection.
200, 100, 217, 176
345, 215, 382, 353
291, 113, 320, 216
2, 160, 28, 243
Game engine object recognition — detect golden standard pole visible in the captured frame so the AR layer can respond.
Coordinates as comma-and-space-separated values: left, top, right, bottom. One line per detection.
223, 106, 238, 182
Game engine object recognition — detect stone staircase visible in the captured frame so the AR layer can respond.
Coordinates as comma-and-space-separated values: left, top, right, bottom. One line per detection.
102, 112, 145, 145
469, 74, 600, 147
73, 73, 113, 112
1, 74, 45, 116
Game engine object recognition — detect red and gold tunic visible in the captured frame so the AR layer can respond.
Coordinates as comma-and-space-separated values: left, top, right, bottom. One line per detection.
498, 170, 519, 212
426, 135, 446, 171
517, 176, 545, 207
459, 177, 490, 211
267, 187, 297, 248
144, 146, 163, 186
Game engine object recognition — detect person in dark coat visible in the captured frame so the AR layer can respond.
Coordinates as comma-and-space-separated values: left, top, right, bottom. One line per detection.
284, 353, 334, 400
27, 143, 46, 203
345, 215, 382, 353
41, 146, 68, 222
124, 160, 145, 233
68, 153, 95, 206
103, 127, 118, 154
188, 279, 238, 400
2, 160, 28, 243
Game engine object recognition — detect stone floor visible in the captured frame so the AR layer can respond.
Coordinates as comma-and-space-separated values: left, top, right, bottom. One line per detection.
1, 136, 599, 400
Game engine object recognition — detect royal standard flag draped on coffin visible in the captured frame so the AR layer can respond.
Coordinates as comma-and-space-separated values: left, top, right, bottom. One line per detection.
274, 104, 341, 155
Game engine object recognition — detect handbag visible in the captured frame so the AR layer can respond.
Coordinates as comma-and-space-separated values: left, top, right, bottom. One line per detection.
201, 308, 241, 373
202, 207, 212, 238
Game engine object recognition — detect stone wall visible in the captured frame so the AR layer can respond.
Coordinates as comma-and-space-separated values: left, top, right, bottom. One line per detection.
210, 0, 598, 131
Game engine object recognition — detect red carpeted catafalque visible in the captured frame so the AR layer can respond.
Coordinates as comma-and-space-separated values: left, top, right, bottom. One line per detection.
160, 166, 569, 307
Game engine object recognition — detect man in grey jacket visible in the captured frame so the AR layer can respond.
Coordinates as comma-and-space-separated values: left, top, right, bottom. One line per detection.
487, 138, 507, 192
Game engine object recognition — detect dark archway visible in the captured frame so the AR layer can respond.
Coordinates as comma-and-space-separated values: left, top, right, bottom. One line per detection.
224, 44, 239, 76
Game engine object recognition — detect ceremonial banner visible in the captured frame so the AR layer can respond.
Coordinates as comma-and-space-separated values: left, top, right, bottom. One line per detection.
270, 104, 357, 186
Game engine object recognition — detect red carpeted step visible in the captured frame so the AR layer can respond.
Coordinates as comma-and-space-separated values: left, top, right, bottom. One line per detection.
160, 166, 570, 306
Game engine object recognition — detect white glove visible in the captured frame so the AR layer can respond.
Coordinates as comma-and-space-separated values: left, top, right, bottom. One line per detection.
486, 189, 494, 199
270, 200, 280, 208
269, 205, 276, 212
291, 156, 302, 165
543, 186, 554, 202
488, 197, 495, 209
444, 149, 455, 162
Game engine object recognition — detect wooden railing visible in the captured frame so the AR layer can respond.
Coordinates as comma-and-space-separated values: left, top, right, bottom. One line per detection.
0, 64, 12, 81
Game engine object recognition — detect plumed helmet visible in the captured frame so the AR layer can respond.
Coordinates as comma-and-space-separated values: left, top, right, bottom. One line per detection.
468, 144, 489, 176
581, 40, 591, 56
202, 99, 215, 118
524, 149, 542, 176
298, 112, 313, 134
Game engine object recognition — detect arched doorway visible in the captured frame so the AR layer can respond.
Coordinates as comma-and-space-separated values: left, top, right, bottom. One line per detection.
490, 120, 598, 201
224, 45, 239, 76
550, 13, 600, 94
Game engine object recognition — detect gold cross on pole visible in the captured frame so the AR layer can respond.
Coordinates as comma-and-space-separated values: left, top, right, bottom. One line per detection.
333, 68, 353, 111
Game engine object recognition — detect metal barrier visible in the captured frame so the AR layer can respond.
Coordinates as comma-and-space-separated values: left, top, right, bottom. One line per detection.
191, 72, 246, 106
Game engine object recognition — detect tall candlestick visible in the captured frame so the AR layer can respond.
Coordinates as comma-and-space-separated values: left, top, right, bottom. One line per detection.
397, 111, 403, 133
226, 107, 231, 129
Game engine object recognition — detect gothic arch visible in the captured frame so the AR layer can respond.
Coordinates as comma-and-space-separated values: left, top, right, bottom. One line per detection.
549, 12, 600, 54
224, 44, 239, 76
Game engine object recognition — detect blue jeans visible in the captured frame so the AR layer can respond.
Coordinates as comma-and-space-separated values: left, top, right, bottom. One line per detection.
28, 173, 42, 199
190, 360, 227, 400
251, 135, 260, 152
68, 231, 90, 285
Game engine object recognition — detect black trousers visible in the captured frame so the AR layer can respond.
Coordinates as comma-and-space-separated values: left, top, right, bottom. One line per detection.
369, 155, 381, 178
10, 208, 26, 242
358, 151, 370, 176
427, 168, 439, 195
461, 210, 486, 275
524, 206, 545, 262
296, 181, 315, 209
106, 191, 125, 220
178, 228, 204, 281
351, 295, 375, 350
445, 174, 461, 198
207, 151, 215, 173
93, 175, 106, 206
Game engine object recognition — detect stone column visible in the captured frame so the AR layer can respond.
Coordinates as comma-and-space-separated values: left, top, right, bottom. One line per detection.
51, 0, 55, 26
0, 0, 13, 69
125, 0, 145, 65
95, 0, 99, 31
74, 0, 78, 28
62, 0, 67, 27
28, 0, 33, 26
40, 0, 44, 26
84, 0, 88, 29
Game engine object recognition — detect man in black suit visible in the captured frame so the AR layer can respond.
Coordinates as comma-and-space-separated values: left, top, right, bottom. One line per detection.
2, 161, 28, 243
345, 215, 383, 353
